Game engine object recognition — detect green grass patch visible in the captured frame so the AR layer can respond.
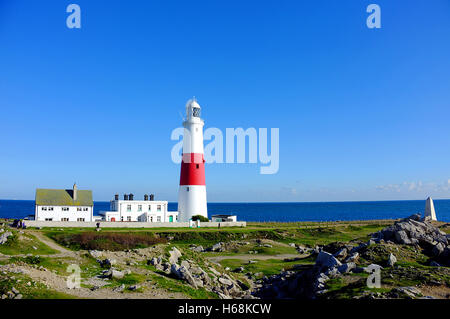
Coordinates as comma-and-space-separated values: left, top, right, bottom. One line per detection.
0, 231, 57, 255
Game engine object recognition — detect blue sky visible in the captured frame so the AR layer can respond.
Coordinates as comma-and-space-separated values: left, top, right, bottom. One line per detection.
0, 0, 449, 202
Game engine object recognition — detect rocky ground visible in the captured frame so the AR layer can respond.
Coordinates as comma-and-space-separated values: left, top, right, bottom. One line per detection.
0, 217, 449, 299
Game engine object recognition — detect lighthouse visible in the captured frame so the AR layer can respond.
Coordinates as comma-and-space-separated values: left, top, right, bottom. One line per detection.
178, 98, 208, 222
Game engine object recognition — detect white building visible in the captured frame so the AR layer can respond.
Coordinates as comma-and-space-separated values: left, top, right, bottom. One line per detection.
35, 184, 94, 222
100, 194, 178, 223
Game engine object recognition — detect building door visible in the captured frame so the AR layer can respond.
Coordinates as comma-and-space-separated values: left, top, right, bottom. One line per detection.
169, 216, 173, 222
111, 218, 116, 222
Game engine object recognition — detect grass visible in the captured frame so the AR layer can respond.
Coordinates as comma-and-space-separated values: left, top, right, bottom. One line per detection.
0, 272, 75, 299
219, 255, 316, 277
0, 230, 57, 255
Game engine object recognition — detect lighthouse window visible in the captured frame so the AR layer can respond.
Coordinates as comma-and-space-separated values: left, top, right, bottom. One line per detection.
193, 107, 200, 117
196, 164, 199, 169
187, 187, 190, 192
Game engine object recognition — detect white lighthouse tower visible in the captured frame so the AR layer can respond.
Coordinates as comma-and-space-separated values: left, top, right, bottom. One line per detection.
178, 98, 208, 222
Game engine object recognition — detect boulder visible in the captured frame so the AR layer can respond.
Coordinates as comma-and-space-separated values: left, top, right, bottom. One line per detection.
211, 242, 223, 252
387, 253, 397, 267
0, 231, 13, 245
345, 252, 359, 263
180, 260, 190, 269
432, 242, 445, 256
315, 251, 342, 270
218, 277, 233, 286
394, 230, 412, 245
168, 247, 182, 264
333, 248, 348, 260
337, 262, 356, 274
191, 245, 204, 253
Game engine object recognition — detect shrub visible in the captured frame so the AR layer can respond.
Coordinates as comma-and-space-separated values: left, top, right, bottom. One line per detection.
53, 232, 167, 251
191, 215, 209, 222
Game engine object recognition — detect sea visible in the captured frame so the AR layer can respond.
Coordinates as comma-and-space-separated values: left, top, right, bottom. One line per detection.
1, 199, 450, 222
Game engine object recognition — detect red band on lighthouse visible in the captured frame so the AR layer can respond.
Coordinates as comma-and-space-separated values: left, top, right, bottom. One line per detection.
180, 153, 205, 186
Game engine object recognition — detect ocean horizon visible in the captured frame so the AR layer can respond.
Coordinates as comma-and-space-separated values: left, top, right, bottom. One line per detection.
1, 199, 449, 222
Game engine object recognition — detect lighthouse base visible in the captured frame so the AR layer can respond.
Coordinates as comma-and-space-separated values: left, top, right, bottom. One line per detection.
178, 185, 208, 222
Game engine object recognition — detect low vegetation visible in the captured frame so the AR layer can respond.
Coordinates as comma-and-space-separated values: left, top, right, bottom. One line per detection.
48, 232, 167, 251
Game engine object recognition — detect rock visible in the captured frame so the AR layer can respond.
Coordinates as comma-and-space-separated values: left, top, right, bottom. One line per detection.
113, 284, 125, 292
102, 258, 116, 267
128, 285, 139, 291
0, 231, 13, 245
345, 252, 359, 263
11, 287, 19, 294
178, 266, 199, 288
180, 260, 190, 269
233, 267, 245, 273
219, 277, 233, 286
89, 250, 102, 258
395, 230, 412, 245
168, 247, 182, 264
263, 244, 273, 248
191, 245, 204, 253
333, 248, 348, 260
211, 242, 223, 252
209, 267, 221, 276
386, 253, 397, 267
430, 261, 441, 267
315, 251, 342, 270
289, 243, 296, 247
432, 242, 445, 256
338, 262, 356, 274
14, 294, 23, 299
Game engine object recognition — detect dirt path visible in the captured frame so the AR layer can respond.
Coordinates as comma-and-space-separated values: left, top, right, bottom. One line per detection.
28, 231, 75, 257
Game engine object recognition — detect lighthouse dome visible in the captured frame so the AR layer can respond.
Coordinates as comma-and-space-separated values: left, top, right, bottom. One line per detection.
186, 98, 200, 109
185, 98, 202, 119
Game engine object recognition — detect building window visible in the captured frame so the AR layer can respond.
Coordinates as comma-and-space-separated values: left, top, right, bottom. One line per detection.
62, 207, 69, 212
61, 218, 69, 221
150, 216, 153, 222
127, 205, 132, 212
157, 216, 161, 222
42, 207, 47, 211
121, 216, 124, 221
148, 205, 152, 212
83, 207, 88, 211
77, 208, 82, 212
45, 218, 53, 221
77, 218, 85, 222
48, 207, 54, 211
127, 216, 131, 222
138, 205, 142, 212
157, 205, 161, 212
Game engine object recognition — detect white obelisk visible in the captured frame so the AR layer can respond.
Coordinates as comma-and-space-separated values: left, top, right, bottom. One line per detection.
424, 197, 437, 221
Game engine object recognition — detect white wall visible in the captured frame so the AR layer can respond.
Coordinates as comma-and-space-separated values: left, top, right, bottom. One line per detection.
103, 200, 178, 223
178, 185, 207, 222
35, 205, 93, 222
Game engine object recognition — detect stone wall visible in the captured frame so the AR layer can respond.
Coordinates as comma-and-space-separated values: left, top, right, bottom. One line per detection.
25, 220, 246, 228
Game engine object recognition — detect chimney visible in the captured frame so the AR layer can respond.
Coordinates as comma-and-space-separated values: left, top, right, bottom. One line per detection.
129, 193, 134, 201
144, 194, 149, 201
114, 194, 119, 201
150, 194, 155, 201
73, 183, 78, 201
124, 194, 129, 201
